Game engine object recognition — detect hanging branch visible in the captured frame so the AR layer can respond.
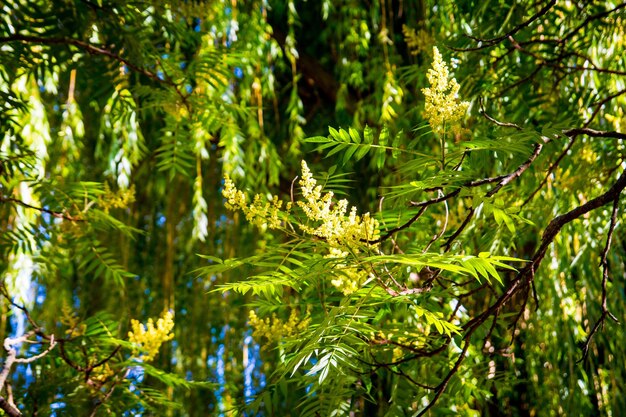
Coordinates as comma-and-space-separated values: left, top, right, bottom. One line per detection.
451, 0, 556, 51
416, 170, 626, 415
578, 196, 621, 363
0, 34, 191, 111
466, 168, 626, 332
563, 128, 626, 140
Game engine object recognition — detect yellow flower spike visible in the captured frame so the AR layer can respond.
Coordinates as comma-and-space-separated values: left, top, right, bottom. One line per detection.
421, 46, 469, 134
128, 311, 175, 362
223, 161, 379, 294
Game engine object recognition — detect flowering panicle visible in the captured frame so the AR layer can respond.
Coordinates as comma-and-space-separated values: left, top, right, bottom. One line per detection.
248, 309, 311, 344
298, 161, 379, 247
421, 47, 469, 134
128, 311, 175, 362
222, 175, 285, 229
329, 264, 369, 295
222, 161, 379, 294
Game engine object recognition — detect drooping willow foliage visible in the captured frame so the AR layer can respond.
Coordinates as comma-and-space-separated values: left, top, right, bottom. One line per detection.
1, 0, 625, 416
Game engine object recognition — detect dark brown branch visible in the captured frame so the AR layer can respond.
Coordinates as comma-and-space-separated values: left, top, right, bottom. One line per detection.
500, 65, 543, 95
465, 168, 626, 332
410, 189, 460, 208
416, 333, 473, 416
452, 0, 556, 51
563, 128, 626, 140
364, 205, 428, 244
554, 64, 626, 76
442, 208, 474, 251
57, 341, 86, 372
508, 287, 531, 346
0, 286, 45, 334
560, 2, 626, 45
0, 196, 84, 222
357, 352, 437, 390
370, 337, 449, 358
584, 88, 626, 127
479, 97, 522, 130
486, 141, 545, 197
380, 111, 544, 245
88, 369, 129, 417
0, 35, 155, 81
89, 346, 122, 371
418, 171, 623, 415
394, 368, 437, 390
0, 397, 21, 417
507, 38, 626, 80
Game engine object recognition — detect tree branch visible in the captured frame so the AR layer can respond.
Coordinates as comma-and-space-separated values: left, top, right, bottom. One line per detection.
0, 396, 21, 417
0, 195, 85, 222
578, 196, 621, 362
465, 168, 626, 332
563, 127, 626, 140
452, 0, 556, 51
0, 34, 190, 111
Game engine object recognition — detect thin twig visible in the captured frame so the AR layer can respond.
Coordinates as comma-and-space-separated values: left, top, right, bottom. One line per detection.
364, 205, 428, 244
486, 142, 546, 197
415, 333, 473, 416
578, 196, 621, 362
442, 208, 474, 251
422, 191, 449, 252
479, 97, 522, 130
584, 88, 626, 128
522, 137, 576, 207
451, 0, 556, 51
559, 2, 626, 45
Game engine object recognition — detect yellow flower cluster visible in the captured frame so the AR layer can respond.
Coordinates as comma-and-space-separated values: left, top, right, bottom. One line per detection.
298, 161, 379, 246
91, 362, 115, 385
222, 176, 287, 230
128, 311, 175, 362
222, 161, 379, 295
299, 161, 379, 294
329, 265, 369, 295
421, 47, 469, 134
99, 183, 136, 213
248, 309, 310, 343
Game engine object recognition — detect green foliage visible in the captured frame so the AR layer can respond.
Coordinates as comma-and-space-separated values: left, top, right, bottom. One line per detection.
1, 0, 626, 416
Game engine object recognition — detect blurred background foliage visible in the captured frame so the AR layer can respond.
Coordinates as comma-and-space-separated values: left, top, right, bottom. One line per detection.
0, 0, 625, 416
